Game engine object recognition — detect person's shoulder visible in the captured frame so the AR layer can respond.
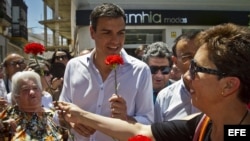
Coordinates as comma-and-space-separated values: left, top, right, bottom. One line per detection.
127, 55, 149, 68
155, 80, 183, 103
158, 80, 182, 95
120, 55, 149, 75
67, 53, 91, 66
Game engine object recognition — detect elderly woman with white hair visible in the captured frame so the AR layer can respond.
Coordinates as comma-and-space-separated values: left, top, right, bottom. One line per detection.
0, 71, 68, 140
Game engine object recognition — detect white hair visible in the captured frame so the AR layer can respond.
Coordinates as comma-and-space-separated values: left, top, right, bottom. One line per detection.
11, 71, 42, 103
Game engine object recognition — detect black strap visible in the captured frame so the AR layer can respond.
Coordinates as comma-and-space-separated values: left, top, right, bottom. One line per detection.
4, 79, 10, 93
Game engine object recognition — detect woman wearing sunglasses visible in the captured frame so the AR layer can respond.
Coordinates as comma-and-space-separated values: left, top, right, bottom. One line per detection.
55, 23, 250, 141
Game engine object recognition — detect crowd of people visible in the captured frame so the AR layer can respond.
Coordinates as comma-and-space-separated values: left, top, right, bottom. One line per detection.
0, 2, 249, 141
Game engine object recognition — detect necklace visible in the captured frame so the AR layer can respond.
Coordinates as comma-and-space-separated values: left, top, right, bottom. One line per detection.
239, 110, 248, 125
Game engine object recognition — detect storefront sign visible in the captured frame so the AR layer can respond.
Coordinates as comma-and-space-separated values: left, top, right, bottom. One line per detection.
76, 10, 249, 26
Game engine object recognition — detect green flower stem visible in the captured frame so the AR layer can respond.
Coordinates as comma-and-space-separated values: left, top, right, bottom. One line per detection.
34, 56, 44, 76
114, 69, 118, 95
113, 65, 119, 141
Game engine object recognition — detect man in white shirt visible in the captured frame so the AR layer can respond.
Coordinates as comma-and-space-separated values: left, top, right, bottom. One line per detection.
55, 3, 154, 141
154, 31, 201, 122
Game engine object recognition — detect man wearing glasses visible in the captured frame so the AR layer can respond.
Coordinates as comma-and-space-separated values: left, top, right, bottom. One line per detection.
142, 42, 173, 104
2, 53, 27, 93
154, 31, 201, 122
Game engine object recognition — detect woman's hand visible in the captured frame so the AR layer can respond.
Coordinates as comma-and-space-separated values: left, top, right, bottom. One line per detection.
54, 101, 96, 137
54, 101, 83, 124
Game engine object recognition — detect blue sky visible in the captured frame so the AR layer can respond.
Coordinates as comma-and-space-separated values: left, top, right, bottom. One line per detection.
25, 0, 44, 33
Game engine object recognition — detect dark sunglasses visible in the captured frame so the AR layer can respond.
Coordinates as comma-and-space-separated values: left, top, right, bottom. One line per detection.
8, 59, 25, 66
150, 66, 171, 75
189, 59, 226, 80
55, 55, 68, 60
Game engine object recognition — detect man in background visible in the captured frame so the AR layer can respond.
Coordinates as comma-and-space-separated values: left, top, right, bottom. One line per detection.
3, 53, 26, 93
142, 42, 173, 104
154, 31, 201, 122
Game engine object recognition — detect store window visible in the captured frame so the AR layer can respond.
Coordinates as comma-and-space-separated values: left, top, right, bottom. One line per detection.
124, 29, 164, 57
125, 29, 163, 45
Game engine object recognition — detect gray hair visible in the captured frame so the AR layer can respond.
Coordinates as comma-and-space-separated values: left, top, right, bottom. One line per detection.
11, 71, 42, 102
142, 42, 173, 67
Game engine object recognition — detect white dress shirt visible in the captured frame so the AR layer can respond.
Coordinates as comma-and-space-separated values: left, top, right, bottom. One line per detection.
154, 77, 200, 122
0, 79, 7, 99
58, 49, 154, 141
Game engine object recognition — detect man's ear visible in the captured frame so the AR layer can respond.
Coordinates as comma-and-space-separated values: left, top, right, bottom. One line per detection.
90, 25, 95, 39
221, 77, 240, 96
171, 56, 177, 65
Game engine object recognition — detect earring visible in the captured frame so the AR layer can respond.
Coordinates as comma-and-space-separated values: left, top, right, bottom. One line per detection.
221, 91, 224, 96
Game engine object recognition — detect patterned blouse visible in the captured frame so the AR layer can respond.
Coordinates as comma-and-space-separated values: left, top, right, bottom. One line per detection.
0, 105, 68, 141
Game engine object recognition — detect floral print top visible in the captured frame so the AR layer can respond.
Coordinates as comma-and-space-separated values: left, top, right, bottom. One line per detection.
0, 105, 68, 141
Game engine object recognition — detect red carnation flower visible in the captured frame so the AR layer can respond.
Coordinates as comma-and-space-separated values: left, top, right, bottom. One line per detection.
105, 54, 124, 67
24, 42, 45, 56
24, 42, 46, 76
105, 54, 124, 95
128, 135, 152, 141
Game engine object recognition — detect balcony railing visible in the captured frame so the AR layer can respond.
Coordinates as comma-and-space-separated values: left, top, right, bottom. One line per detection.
0, 9, 12, 26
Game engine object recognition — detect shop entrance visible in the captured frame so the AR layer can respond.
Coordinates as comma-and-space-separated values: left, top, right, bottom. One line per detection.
124, 29, 164, 57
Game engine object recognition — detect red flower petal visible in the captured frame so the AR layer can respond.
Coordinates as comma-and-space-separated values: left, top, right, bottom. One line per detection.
24, 42, 46, 56
105, 55, 124, 66
128, 135, 152, 141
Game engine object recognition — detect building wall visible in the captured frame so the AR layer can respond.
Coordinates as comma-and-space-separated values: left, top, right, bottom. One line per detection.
77, 26, 94, 50
0, 35, 7, 62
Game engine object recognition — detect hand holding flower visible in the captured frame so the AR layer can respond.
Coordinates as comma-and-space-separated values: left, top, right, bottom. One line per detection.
109, 94, 127, 120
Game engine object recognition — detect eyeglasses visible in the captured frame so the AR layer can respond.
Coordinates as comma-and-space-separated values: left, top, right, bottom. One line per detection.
7, 59, 26, 67
55, 55, 68, 61
150, 66, 171, 75
189, 59, 226, 80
